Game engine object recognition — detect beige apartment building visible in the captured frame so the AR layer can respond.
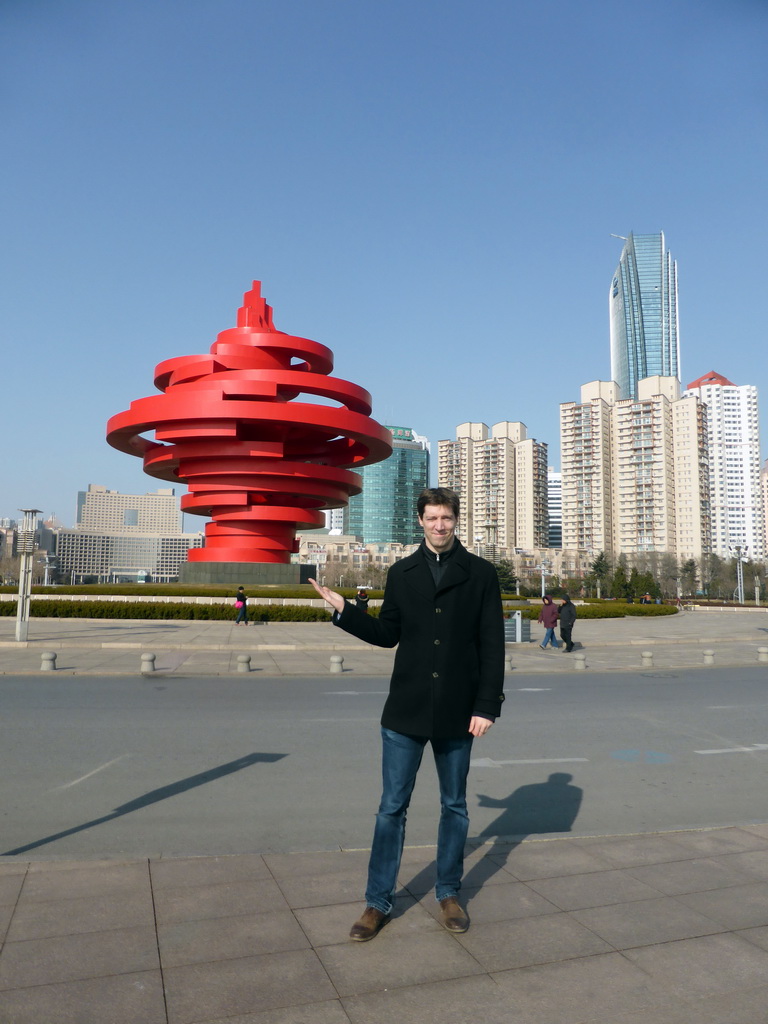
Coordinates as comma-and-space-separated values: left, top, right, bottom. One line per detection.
437, 422, 548, 555
561, 377, 711, 561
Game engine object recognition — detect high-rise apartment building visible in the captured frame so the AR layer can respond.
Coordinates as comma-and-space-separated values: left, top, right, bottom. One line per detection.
610, 232, 680, 400
437, 422, 548, 555
547, 468, 562, 548
561, 377, 710, 560
684, 371, 765, 561
344, 426, 430, 543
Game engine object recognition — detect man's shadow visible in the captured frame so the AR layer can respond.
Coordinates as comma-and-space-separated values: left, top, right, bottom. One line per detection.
402, 773, 583, 902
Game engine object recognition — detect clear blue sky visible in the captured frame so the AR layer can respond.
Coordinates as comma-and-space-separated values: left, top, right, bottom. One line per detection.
2, 0, 766, 526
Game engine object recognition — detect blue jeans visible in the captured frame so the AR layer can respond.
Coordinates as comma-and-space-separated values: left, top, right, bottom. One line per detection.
235, 605, 248, 623
364, 726, 474, 915
541, 627, 559, 648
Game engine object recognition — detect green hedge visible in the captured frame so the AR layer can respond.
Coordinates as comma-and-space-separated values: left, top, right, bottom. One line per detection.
0, 601, 332, 622
513, 602, 677, 621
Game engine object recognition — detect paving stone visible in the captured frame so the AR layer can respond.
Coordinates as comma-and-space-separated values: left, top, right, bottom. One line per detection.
274, 868, 368, 909
154, 875, 288, 926
625, 855, 755, 895
6, 889, 155, 941
20, 860, 151, 901
197, 1001, 352, 1024
164, 949, 337, 1024
158, 908, 310, 967
420, 879, 559, 925
150, 852, 273, 889
456, 912, 611, 972
574, 834, 693, 869
527, 867, 663, 910
316, 929, 485, 998
490, 950, 679, 1023
263, 849, 371, 880
675, 880, 768, 930
342, 973, 517, 1024
0, 925, 159, 988
493, 841, 614, 881
572, 896, 725, 948
622, 933, 768, 999
0, 969, 166, 1024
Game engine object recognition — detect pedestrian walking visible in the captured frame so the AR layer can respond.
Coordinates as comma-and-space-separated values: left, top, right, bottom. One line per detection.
559, 594, 577, 652
355, 587, 370, 612
309, 487, 505, 942
538, 595, 560, 649
234, 586, 248, 624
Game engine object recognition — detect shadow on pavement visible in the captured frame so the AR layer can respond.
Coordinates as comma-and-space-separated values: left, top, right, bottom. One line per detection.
2, 752, 286, 857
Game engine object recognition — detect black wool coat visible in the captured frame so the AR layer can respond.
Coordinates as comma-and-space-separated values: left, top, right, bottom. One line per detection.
334, 541, 505, 738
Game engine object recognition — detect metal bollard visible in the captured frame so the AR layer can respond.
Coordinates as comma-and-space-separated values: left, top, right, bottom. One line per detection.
506, 655, 514, 674
703, 649, 715, 666
41, 651, 57, 671
236, 654, 251, 673
330, 654, 344, 673
758, 647, 768, 664
641, 651, 653, 669
141, 653, 156, 675
574, 652, 587, 671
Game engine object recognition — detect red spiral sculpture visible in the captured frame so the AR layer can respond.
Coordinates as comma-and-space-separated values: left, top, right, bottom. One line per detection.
106, 282, 392, 564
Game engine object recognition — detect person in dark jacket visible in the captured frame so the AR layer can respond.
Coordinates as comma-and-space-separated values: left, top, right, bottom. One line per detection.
310, 487, 504, 942
355, 587, 369, 612
559, 594, 577, 652
537, 595, 560, 649
234, 586, 248, 625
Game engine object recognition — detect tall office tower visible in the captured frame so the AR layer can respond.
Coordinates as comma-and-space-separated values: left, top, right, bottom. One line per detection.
547, 468, 562, 548
437, 422, 548, 554
77, 484, 182, 533
684, 372, 765, 561
610, 232, 680, 400
560, 382, 618, 554
344, 426, 430, 543
560, 378, 710, 560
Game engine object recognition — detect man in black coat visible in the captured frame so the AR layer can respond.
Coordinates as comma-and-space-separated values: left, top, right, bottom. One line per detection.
559, 594, 578, 652
310, 487, 505, 941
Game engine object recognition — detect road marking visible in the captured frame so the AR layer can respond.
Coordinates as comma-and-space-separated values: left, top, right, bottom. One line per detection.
471, 757, 588, 768
517, 688, 552, 692
53, 755, 130, 790
611, 750, 674, 764
695, 744, 768, 754
325, 691, 389, 695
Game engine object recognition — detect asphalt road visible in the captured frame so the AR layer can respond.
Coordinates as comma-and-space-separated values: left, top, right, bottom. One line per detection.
2, 669, 768, 861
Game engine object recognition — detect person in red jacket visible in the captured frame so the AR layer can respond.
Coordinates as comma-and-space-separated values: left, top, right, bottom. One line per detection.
537, 594, 560, 649
310, 487, 505, 942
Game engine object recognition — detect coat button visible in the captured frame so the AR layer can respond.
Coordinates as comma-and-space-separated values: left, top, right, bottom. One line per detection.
434, 639, 440, 645
435, 608, 442, 613
432, 672, 439, 678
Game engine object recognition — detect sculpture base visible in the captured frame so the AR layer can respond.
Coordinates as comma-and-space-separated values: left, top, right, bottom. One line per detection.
178, 562, 317, 586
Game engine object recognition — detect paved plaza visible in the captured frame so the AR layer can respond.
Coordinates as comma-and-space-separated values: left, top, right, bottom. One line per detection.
2, 608, 768, 1022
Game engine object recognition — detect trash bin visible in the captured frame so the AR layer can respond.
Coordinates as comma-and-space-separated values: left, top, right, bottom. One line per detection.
504, 610, 531, 643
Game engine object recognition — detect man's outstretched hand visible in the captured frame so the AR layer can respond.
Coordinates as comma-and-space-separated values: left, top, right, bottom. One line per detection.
308, 577, 346, 615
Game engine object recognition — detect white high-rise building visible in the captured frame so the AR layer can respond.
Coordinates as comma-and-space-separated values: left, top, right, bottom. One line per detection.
77, 484, 182, 533
547, 468, 562, 548
560, 377, 711, 560
684, 372, 765, 562
437, 422, 548, 555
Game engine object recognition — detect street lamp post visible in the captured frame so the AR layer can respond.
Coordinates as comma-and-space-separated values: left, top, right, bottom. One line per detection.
729, 545, 748, 605
15, 508, 42, 642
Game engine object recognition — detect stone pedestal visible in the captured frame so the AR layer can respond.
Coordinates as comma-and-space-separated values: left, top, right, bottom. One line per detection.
178, 562, 317, 586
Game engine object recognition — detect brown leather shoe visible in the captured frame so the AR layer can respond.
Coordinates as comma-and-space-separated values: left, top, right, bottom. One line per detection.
349, 906, 389, 942
439, 897, 469, 933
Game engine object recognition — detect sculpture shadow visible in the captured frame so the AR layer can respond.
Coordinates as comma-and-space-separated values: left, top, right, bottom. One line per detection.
2, 752, 286, 857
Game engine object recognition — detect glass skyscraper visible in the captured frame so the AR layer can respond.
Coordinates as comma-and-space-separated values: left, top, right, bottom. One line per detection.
609, 232, 680, 400
344, 426, 430, 543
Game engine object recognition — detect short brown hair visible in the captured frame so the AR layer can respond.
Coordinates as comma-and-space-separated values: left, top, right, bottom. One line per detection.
417, 487, 460, 519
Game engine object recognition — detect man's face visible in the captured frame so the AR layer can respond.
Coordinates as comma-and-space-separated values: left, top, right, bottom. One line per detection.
419, 504, 457, 554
